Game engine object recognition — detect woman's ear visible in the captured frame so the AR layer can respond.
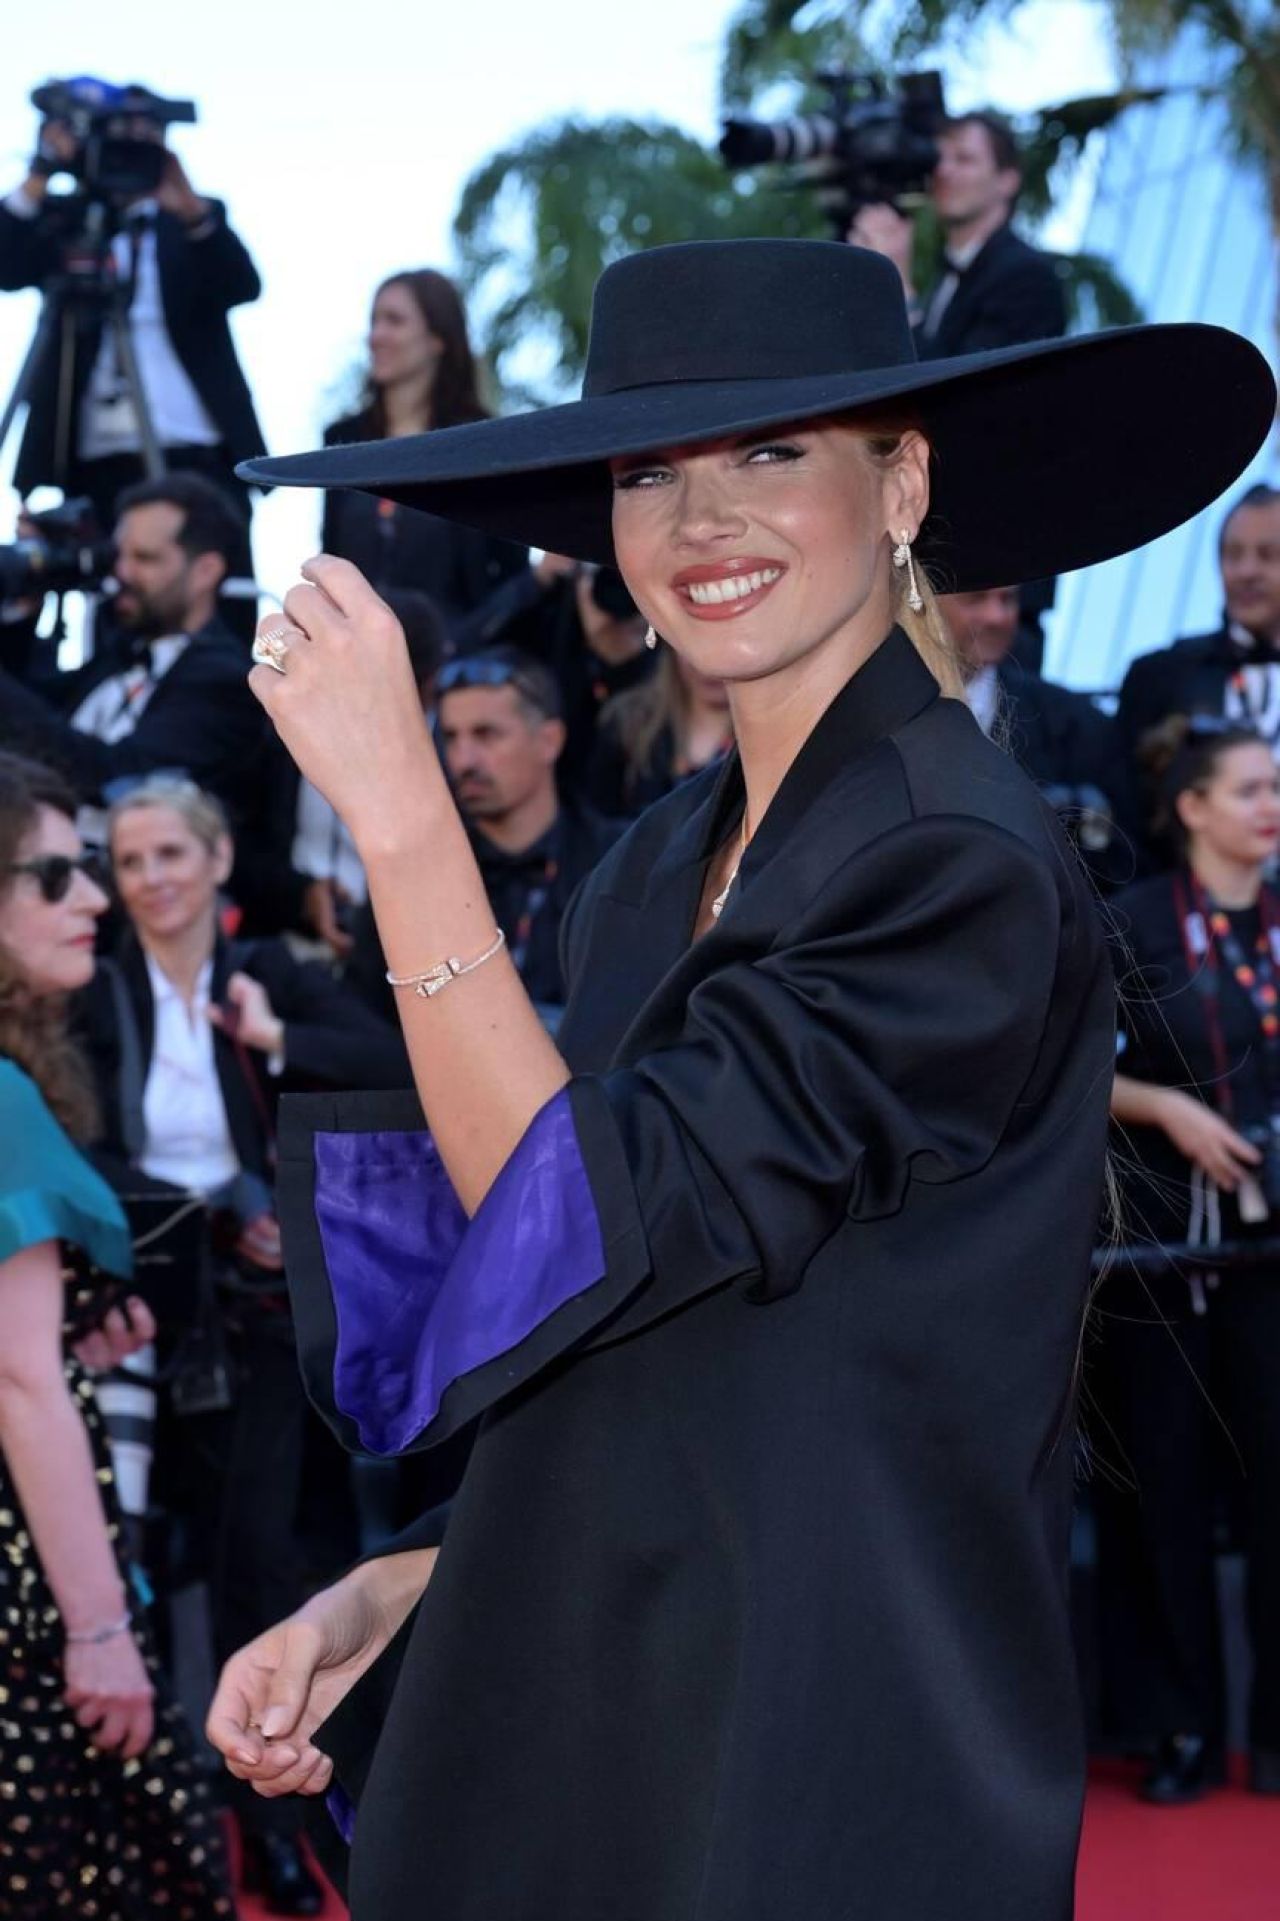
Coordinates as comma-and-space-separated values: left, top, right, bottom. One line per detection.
886, 431, 931, 542
212, 833, 235, 888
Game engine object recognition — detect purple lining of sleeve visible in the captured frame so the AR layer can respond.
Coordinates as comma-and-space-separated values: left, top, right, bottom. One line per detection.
313, 1088, 605, 1456
326, 1782, 357, 1845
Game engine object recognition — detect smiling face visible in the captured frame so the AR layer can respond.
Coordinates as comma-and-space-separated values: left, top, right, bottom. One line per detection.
368, 281, 444, 392
609, 423, 929, 697
110, 803, 231, 948
0, 805, 108, 998
1178, 741, 1280, 871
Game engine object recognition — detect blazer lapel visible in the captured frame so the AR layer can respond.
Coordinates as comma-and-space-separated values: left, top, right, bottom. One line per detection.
607, 630, 940, 1069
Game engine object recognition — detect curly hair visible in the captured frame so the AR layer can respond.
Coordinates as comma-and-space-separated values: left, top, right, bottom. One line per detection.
0, 753, 100, 1141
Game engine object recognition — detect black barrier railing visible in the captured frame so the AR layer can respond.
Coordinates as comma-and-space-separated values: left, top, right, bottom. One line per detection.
1092, 1237, 1280, 1276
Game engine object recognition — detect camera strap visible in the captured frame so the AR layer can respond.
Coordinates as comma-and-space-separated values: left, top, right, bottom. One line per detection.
1173, 871, 1280, 1121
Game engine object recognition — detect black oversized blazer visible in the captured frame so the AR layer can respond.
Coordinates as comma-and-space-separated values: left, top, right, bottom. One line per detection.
280, 630, 1115, 1921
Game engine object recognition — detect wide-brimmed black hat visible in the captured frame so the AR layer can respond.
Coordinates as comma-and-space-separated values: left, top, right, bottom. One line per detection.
239, 241, 1275, 591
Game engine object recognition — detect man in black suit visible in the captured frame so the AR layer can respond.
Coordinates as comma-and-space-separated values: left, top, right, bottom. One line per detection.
0, 102, 265, 601
0, 472, 266, 837
1114, 482, 1280, 862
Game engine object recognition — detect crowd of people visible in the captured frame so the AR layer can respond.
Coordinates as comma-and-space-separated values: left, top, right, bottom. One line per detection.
0, 79, 1276, 1921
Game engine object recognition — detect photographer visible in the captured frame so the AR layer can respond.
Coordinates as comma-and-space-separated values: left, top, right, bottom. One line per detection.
0, 79, 265, 578
847, 111, 1065, 359
1097, 716, 1280, 1804
0, 473, 266, 841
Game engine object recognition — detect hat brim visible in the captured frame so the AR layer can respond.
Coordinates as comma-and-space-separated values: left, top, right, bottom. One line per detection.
240, 325, 1275, 592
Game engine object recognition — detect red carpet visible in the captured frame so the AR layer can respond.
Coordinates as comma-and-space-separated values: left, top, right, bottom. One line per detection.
1078, 1759, 1279, 1920
230, 1766, 1278, 1918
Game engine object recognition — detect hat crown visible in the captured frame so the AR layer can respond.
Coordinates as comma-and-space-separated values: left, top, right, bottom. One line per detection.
583, 240, 918, 398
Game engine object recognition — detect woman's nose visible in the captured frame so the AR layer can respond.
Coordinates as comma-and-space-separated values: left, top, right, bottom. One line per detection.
675, 468, 747, 545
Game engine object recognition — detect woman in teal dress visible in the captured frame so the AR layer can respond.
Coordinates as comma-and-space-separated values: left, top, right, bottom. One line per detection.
0, 751, 233, 1918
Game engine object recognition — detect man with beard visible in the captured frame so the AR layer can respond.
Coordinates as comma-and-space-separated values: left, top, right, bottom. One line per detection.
0, 472, 265, 838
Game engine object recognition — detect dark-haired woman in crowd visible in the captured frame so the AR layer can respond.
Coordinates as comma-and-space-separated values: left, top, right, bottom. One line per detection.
322, 269, 525, 631
585, 642, 734, 819
1101, 714, 1280, 1803
77, 775, 408, 1914
0, 752, 234, 1918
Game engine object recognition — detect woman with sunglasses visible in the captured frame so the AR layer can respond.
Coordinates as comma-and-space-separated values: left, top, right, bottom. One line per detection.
210, 243, 1271, 1920
0, 751, 234, 1918
1100, 715, 1280, 1805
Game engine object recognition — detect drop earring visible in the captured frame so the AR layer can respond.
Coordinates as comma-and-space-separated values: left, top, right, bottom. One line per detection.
892, 530, 923, 613
644, 624, 658, 650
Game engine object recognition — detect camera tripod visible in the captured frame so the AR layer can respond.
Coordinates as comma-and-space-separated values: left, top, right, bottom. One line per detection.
0, 195, 166, 493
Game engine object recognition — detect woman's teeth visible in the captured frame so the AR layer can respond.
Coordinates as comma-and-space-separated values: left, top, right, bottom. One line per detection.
684, 568, 781, 606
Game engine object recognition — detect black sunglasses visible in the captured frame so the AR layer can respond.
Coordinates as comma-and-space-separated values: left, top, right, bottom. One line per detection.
6, 852, 106, 903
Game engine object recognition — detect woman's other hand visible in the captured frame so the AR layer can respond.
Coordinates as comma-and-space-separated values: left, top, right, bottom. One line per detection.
209, 971, 284, 1057
207, 1552, 436, 1799
71, 1295, 156, 1373
1154, 1088, 1264, 1190
251, 558, 443, 855
64, 1629, 155, 1759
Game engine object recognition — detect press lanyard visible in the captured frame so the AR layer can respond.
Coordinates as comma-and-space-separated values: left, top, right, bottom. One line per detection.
1172, 871, 1280, 1121
509, 857, 558, 976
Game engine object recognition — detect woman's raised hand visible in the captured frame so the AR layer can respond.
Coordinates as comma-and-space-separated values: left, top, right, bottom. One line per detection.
251, 556, 444, 852
209, 971, 284, 1057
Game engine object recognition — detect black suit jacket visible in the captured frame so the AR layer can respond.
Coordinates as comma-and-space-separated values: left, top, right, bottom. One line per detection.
916, 221, 1066, 360
280, 630, 1113, 1921
78, 930, 413, 1186
0, 616, 267, 828
0, 198, 266, 491
1113, 623, 1269, 858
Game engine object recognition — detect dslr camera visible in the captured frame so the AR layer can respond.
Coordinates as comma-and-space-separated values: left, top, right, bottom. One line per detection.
719, 69, 948, 233
30, 76, 196, 205
0, 498, 112, 601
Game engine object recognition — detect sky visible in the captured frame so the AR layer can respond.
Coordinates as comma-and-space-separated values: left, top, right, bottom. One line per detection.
2, 0, 1117, 606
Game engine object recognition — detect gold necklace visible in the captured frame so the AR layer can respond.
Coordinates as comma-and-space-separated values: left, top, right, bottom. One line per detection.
710, 813, 749, 920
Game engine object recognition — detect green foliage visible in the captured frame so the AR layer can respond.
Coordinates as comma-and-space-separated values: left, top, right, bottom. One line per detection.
453, 117, 826, 405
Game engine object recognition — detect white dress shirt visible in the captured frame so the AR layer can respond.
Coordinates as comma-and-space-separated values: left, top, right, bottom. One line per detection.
69, 632, 190, 743
139, 954, 240, 1194
964, 663, 1000, 738
291, 779, 369, 905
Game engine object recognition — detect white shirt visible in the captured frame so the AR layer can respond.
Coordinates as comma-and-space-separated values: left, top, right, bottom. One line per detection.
1223, 620, 1280, 751
964, 663, 1000, 738
139, 954, 240, 1194
291, 779, 368, 905
921, 233, 985, 341
68, 632, 190, 743
3, 188, 221, 457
